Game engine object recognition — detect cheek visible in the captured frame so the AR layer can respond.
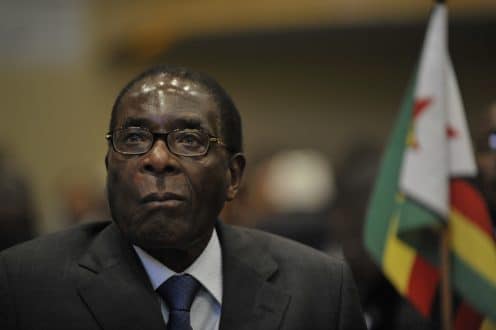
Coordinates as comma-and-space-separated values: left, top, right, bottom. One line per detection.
107, 159, 141, 198
189, 159, 228, 206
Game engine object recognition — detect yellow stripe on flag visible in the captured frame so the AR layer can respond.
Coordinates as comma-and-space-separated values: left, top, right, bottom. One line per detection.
481, 317, 496, 330
383, 214, 416, 294
451, 209, 496, 286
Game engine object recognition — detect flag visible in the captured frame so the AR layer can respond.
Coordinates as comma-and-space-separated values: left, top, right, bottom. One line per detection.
364, 3, 496, 327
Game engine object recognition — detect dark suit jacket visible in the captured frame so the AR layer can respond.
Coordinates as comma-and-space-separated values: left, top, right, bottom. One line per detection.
0, 221, 366, 330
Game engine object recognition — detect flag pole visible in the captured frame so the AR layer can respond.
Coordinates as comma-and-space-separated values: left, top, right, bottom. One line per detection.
440, 226, 452, 330
435, 0, 451, 328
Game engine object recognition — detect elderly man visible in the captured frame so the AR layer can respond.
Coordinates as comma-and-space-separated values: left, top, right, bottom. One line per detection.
0, 66, 366, 330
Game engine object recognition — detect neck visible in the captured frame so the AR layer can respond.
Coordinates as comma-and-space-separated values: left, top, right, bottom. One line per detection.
143, 229, 213, 273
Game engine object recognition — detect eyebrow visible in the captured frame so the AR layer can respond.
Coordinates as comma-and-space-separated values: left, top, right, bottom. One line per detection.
172, 117, 205, 130
122, 116, 209, 132
123, 117, 152, 128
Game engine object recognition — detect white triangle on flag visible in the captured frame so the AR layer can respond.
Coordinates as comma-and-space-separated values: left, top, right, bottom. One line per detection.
399, 4, 449, 217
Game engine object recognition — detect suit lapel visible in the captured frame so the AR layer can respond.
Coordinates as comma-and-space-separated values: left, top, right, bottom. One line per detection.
75, 222, 290, 330
217, 223, 290, 330
76, 223, 165, 330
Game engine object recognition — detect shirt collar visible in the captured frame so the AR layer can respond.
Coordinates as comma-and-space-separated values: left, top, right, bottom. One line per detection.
133, 228, 223, 304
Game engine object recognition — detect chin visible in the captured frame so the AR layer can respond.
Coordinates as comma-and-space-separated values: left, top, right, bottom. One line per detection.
131, 214, 198, 250
134, 235, 186, 251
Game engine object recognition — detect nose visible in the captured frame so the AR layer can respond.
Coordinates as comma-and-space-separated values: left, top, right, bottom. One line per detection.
141, 139, 180, 176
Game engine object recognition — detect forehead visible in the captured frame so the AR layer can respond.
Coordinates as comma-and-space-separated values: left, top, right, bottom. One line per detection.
114, 74, 221, 131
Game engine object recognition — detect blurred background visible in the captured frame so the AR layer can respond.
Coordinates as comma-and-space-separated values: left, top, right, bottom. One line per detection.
1, 0, 494, 234
1, 0, 495, 328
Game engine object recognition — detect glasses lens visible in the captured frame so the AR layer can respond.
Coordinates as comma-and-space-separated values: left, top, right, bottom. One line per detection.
169, 129, 209, 156
114, 128, 152, 154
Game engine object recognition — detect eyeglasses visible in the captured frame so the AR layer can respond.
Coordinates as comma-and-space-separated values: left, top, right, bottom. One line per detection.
106, 127, 226, 157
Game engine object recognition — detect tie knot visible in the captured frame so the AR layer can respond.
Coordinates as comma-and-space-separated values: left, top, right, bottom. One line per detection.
157, 274, 201, 311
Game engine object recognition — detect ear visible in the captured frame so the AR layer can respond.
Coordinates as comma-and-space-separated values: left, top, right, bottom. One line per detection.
225, 153, 246, 201
105, 151, 109, 170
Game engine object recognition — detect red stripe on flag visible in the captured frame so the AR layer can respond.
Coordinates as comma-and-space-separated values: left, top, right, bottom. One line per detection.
454, 301, 483, 330
450, 179, 494, 236
407, 255, 440, 316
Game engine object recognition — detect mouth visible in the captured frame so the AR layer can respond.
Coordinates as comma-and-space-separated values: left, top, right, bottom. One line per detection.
141, 192, 186, 208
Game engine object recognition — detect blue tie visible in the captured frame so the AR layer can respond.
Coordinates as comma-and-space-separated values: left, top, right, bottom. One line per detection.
157, 274, 201, 330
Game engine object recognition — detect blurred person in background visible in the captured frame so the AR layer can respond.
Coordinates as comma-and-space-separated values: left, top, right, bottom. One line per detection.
328, 142, 437, 330
254, 149, 335, 250
0, 150, 36, 251
0, 65, 365, 330
474, 102, 496, 233
220, 149, 284, 228
56, 180, 110, 226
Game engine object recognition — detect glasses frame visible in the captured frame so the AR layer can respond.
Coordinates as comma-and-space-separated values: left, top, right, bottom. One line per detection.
106, 127, 227, 157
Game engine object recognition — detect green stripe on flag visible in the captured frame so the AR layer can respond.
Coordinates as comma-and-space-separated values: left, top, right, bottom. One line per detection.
364, 76, 416, 263
452, 253, 496, 322
398, 197, 442, 232
397, 198, 442, 265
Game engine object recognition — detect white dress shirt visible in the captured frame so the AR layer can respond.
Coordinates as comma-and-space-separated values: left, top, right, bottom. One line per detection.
133, 229, 222, 330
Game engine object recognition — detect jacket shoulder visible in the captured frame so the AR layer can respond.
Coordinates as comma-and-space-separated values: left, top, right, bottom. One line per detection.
218, 223, 367, 329
0, 221, 111, 263
220, 223, 344, 269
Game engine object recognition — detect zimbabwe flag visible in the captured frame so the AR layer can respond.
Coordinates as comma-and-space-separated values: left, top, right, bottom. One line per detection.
364, 3, 496, 328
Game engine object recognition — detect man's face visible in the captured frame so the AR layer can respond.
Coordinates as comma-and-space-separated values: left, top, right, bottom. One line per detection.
106, 74, 234, 251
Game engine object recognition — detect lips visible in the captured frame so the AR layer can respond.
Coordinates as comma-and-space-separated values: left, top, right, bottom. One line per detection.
141, 192, 186, 208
